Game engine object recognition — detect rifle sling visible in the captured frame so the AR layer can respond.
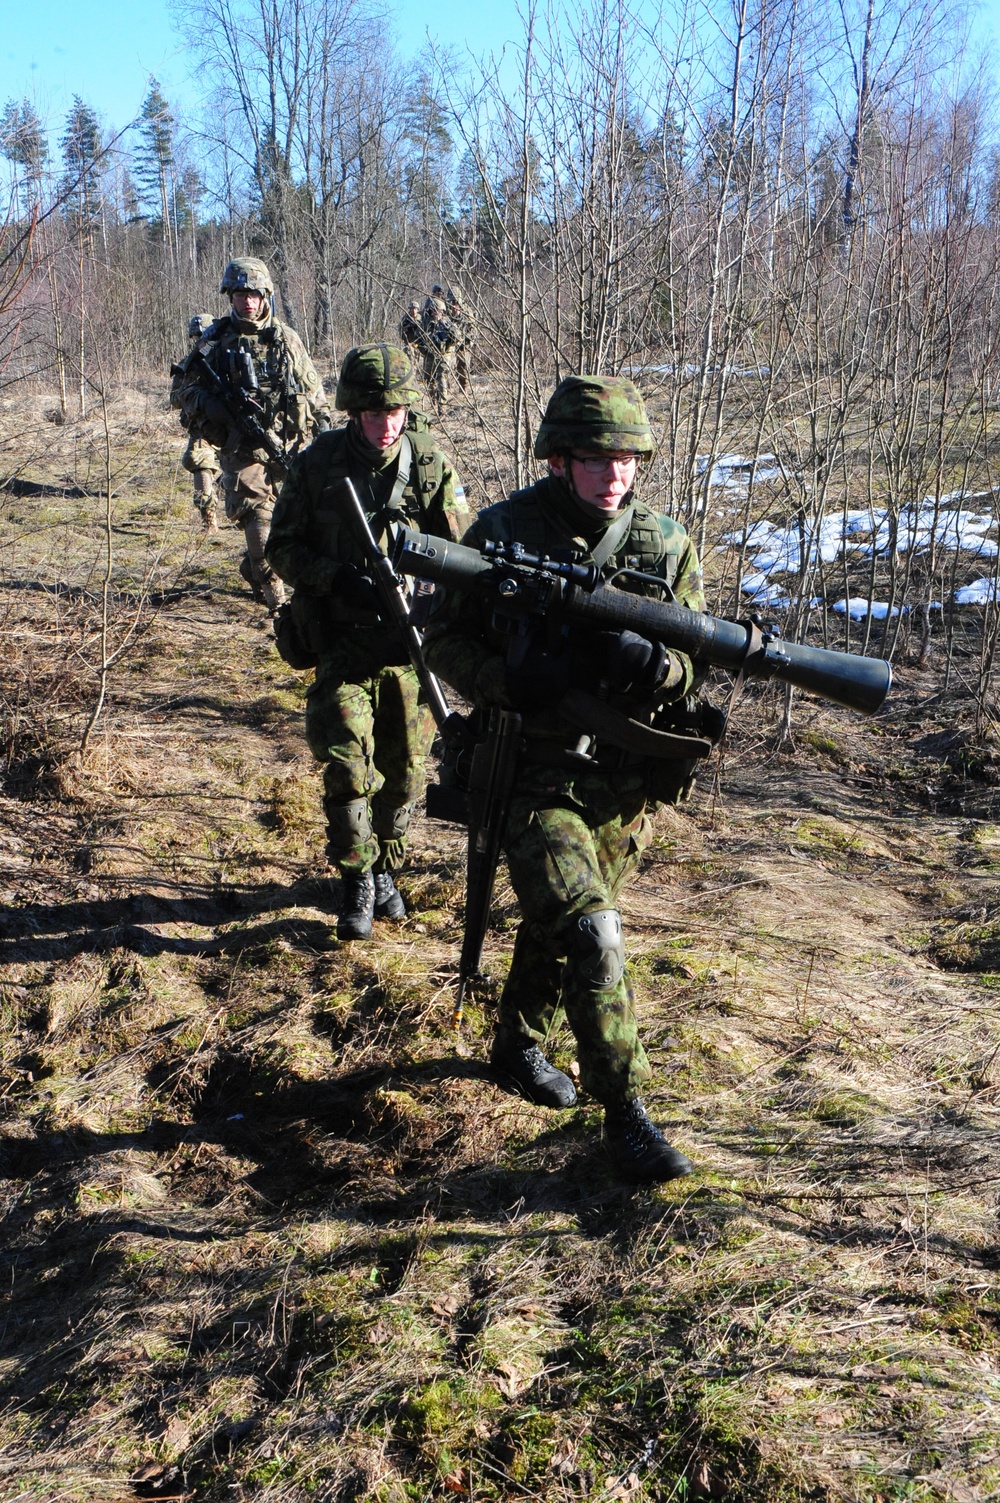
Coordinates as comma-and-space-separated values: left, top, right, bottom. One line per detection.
557, 688, 713, 760
375, 433, 413, 540
588, 504, 635, 571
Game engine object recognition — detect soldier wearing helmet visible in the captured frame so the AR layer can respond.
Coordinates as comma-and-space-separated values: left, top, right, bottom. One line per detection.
173, 257, 331, 611
420, 284, 455, 411
399, 300, 425, 361
170, 314, 223, 532
447, 294, 473, 393
266, 343, 470, 941
424, 374, 710, 1184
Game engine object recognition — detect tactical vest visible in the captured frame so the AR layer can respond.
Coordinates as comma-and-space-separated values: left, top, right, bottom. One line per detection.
500, 483, 688, 593
208, 320, 295, 422
313, 427, 446, 528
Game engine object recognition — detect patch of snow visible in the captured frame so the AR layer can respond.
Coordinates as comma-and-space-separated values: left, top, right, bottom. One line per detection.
832, 598, 901, 621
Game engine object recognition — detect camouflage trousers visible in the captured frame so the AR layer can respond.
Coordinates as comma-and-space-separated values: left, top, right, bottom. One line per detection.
221, 463, 285, 610
499, 764, 654, 1105
306, 639, 435, 876
422, 348, 454, 409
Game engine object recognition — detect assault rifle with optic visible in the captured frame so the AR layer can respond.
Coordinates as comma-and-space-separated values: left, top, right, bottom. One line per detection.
178, 345, 288, 467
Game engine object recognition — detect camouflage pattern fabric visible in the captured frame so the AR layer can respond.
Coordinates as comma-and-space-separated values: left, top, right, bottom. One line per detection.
424, 473, 705, 722
174, 303, 330, 605
399, 309, 425, 356
499, 764, 653, 1103
424, 462, 706, 1107
448, 305, 472, 391
306, 639, 435, 874
267, 420, 470, 876
219, 257, 274, 295
335, 344, 421, 413
176, 308, 329, 495
534, 373, 655, 459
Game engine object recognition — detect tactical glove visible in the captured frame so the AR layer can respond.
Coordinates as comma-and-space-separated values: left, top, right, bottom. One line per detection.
331, 563, 378, 609
589, 629, 669, 690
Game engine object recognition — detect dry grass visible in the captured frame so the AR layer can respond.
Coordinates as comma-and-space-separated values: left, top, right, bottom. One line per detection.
1, 381, 999, 1503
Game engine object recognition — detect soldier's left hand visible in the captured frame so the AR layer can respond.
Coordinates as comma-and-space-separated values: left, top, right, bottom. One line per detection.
588, 630, 669, 690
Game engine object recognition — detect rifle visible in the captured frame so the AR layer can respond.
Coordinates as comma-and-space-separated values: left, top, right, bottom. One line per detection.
392, 529, 892, 716
333, 478, 455, 732
185, 345, 288, 467
450, 708, 522, 1031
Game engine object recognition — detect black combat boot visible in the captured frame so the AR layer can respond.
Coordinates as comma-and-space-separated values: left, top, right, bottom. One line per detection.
373, 872, 406, 921
604, 1099, 693, 1183
337, 872, 376, 941
490, 1027, 577, 1109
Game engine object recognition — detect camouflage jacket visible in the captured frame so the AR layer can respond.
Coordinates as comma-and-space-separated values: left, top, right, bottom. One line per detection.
399, 312, 426, 349
174, 310, 330, 473
266, 422, 470, 651
423, 474, 706, 744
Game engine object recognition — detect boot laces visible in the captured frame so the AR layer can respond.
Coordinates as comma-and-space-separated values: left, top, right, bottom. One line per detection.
617, 1100, 664, 1153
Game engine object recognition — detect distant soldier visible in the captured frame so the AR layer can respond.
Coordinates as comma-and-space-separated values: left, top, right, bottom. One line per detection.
170, 313, 221, 533
266, 344, 471, 940
420, 284, 456, 411
399, 301, 424, 360
174, 257, 331, 613
448, 295, 473, 393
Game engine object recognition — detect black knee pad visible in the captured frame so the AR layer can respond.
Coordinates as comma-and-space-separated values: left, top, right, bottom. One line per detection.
568, 907, 625, 990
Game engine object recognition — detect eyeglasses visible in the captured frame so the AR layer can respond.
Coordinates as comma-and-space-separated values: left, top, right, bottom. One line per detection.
570, 452, 639, 474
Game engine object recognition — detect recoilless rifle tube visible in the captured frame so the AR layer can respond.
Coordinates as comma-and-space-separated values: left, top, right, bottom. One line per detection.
393, 528, 892, 716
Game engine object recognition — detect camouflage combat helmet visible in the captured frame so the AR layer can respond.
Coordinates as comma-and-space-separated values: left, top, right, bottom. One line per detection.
219, 257, 274, 297
188, 313, 214, 339
534, 374, 654, 459
336, 344, 421, 411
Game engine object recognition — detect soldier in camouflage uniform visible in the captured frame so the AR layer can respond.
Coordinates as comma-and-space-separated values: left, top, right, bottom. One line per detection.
175, 258, 330, 613
170, 314, 222, 532
420, 285, 455, 410
266, 344, 470, 941
399, 302, 425, 360
447, 295, 472, 393
424, 374, 706, 1183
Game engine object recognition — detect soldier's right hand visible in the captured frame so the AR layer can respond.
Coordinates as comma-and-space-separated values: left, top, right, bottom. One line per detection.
331, 562, 378, 609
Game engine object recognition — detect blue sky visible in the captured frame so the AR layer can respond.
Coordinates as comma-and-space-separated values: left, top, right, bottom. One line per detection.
1, 0, 529, 136
3, 0, 999, 143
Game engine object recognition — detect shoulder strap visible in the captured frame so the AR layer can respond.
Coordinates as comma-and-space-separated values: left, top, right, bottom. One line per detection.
386, 433, 413, 515
591, 503, 635, 572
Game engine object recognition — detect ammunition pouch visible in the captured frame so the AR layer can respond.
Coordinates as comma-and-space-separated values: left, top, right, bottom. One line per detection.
643, 695, 726, 806
273, 601, 319, 670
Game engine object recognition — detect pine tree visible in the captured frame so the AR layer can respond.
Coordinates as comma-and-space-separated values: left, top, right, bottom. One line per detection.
134, 79, 176, 256
60, 96, 104, 251
0, 99, 49, 216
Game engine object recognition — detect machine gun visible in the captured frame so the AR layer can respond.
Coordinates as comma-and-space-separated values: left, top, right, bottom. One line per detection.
392, 529, 892, 715
183, 345, 288, 467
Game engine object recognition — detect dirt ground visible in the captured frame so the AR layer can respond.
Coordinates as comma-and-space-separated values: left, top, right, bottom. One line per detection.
1, 383, 998, 1503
